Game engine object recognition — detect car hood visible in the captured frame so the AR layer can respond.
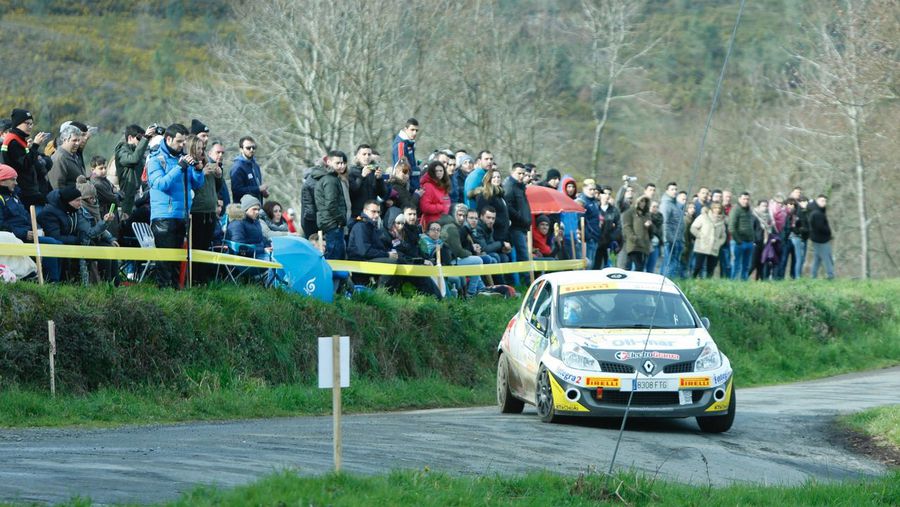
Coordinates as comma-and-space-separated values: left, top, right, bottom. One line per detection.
561, 327, 712, 351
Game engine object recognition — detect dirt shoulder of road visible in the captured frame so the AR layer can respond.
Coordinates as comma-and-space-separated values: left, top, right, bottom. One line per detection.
829, 421, 900, 468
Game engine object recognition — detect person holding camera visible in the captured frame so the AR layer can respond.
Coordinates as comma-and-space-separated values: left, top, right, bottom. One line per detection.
1, 109, 52, 210
147, 123, 205, 289
115, 123, 157, 217
348, 144, 386, 219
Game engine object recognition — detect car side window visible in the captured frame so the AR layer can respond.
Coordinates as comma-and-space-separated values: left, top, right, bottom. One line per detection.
522, 281, 544, 321
530, 283, 553, 330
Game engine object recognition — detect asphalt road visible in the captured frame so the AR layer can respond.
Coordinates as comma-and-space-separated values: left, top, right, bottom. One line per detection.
1, 366, 898, 505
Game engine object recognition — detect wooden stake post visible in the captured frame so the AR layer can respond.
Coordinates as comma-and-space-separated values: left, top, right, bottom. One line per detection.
580, 217, 587, 269
527, 229, 535, 284
48, 320, 56, 396
29, 206, 44, 285
319, 335, 349, 473
332, 334, 342, 472
435, 246, 446, 297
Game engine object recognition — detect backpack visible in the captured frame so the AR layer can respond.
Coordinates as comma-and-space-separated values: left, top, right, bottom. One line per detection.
299, 170, 318, 234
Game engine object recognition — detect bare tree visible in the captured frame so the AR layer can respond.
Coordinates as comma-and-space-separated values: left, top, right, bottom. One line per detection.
780, 0, 898, 278
574, 0, 664, 181
183, 0, 437, 203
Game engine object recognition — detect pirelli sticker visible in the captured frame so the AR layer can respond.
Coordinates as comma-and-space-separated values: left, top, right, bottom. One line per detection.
679, 376, 711, 388
585, 377, 620, 388
559, 282, 616, 294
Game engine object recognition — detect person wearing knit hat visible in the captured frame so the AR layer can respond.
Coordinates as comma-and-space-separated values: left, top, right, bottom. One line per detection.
0, 164, 64, 281
0, 164, 16, 182
240, 193, 261, 213
2, 109, 51, 209
75, 175, 101, 222
10, 109, 32, 128
190, 119, 210, 144
227, 193, 271, 257
0, 119, 11, 135
542, 168, 561, 189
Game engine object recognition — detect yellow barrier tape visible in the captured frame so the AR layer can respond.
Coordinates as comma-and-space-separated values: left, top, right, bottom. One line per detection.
0, 244, 281, 269
0, 243, 585, 276
327, 259, 586, 277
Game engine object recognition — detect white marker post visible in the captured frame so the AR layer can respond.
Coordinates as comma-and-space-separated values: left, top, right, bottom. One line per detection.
318, 335, 350, 472
48, 320, 56, 396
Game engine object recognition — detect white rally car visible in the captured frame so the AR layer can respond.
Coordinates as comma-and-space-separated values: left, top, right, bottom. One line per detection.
496, 268, 735, 433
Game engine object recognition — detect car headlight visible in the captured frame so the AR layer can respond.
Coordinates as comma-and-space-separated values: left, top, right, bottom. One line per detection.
562, 342, 602, 371
694, 343, 723, 372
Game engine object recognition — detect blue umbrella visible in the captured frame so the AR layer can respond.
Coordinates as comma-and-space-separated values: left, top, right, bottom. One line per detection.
271, 236, 334, 302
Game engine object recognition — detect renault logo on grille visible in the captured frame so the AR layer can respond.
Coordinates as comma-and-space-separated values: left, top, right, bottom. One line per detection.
643, 360, 655, 373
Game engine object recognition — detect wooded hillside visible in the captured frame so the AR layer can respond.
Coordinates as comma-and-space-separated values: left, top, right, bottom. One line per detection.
1, 0, 896, 276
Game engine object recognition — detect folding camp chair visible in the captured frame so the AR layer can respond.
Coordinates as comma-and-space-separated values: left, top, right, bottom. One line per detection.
222, 240, 274, 285
132, 222, 155, 282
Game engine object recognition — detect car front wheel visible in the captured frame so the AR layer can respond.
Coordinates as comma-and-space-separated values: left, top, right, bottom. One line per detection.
536, 366, 559, 423
497, 354, 525, 414
696, 389, 736, 433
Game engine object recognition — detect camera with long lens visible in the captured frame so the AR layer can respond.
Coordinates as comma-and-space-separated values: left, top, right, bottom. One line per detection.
623, 175, 638, 183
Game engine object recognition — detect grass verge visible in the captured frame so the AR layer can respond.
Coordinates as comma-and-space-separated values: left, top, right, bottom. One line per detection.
0, 374, 494, 428
0, 280, 898, 428
841, 405, 900, 449
33, 469, 900, 507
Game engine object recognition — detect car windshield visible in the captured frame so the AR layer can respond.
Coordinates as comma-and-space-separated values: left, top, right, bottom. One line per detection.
557, 289, 697, 329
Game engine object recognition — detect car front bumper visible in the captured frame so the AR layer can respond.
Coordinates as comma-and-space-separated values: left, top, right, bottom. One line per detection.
546, 362, 734, 418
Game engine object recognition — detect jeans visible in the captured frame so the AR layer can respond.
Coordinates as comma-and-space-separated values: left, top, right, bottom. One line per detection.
510, 229, 529, 285
37, 236, 62, 282
190, 212, 217, 284
662, 240, 683, 279
791, 236, 807, 278
452, 255, 484, 295
731, 241, 754, 280
775, 232, 790, 280
151, 218, 187, 289
646, 240, 660, 273
719, 241, 733, 278
323, 227, 346, 260
585, 240, 599, 270
693, 253, 718, 278
595, 243, 611, 270
811, 241, 834, 279
627, 252, 646, 272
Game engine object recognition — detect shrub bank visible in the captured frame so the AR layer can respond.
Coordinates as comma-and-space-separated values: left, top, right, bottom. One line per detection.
1, 280, 898, 394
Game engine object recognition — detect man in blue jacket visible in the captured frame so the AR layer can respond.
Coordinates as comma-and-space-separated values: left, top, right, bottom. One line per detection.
147, 123, 205, 288
391, 118, 420, 191
230, 136, 268, 204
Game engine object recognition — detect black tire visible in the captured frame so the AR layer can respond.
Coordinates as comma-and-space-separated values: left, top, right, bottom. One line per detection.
536, 366, 559, 423
497, 354, 525, 414
696, 388, 736, 433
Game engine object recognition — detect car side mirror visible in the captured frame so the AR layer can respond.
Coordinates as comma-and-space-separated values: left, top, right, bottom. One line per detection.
701, 317, 711, 329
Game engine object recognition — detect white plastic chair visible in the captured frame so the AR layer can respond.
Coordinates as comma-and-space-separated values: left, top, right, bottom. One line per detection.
132, 222, 155, 282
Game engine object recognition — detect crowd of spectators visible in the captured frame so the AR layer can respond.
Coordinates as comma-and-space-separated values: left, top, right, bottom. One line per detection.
0, 110, 836, 292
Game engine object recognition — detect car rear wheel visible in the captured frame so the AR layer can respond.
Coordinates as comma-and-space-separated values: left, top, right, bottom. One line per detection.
536, 366, 559, 423
497, 354, 525, 414
696, 389, 736, 433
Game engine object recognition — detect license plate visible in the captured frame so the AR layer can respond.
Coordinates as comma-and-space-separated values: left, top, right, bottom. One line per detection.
622, 378, 678, 392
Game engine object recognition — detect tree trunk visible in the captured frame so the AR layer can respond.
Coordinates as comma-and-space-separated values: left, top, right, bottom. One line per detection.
849, 109, 868, 279
591, 78, 615, 182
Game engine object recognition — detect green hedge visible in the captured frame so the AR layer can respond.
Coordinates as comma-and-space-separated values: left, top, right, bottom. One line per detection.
1, 280, 898, 393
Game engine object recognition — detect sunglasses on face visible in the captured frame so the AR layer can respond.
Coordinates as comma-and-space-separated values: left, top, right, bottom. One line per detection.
243, 145, 256, 150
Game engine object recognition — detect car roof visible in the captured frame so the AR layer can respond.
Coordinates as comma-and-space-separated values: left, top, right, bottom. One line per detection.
539, 268, 682, 295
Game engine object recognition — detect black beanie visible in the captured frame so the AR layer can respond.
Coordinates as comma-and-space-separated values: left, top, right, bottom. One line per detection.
536, 214, 551, 225
546, 168, 561, 181
58, 186, 82, 204
11, 109, 32, 127
190, 119, 209, 135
